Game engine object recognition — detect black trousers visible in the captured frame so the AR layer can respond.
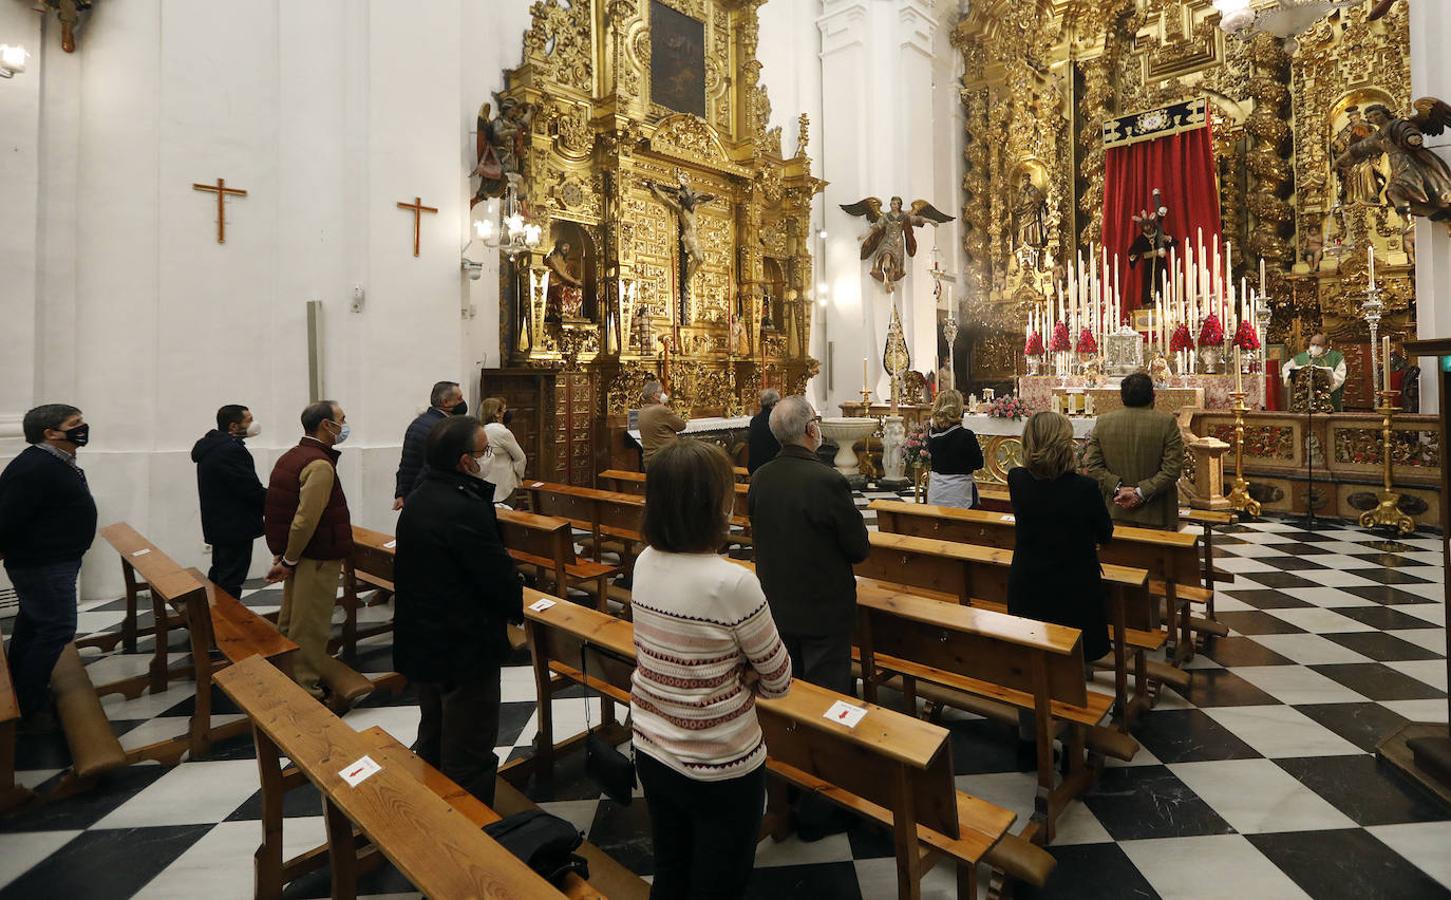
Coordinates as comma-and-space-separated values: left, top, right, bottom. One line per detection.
413, 663, 503, 806
208, 541, 254, 601
5, 560, 81, 718
636, 752, 765, 900
781, 630, 853, 696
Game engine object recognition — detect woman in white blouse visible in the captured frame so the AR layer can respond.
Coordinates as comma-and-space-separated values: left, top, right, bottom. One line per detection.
478, 398, 527, 504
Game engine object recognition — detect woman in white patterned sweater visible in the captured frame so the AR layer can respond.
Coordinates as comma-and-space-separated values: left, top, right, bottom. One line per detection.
631, 439, 792, 900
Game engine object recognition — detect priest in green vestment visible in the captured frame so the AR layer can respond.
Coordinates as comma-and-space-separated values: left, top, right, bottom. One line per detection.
1282, 332, 1347, 411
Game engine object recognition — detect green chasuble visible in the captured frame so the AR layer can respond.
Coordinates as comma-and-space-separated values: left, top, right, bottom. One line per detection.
1288, 349, 1346, 410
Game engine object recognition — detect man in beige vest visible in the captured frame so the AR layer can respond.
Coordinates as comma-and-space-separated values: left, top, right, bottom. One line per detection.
636, 380, 688, 469
1083, 372, 1184, 531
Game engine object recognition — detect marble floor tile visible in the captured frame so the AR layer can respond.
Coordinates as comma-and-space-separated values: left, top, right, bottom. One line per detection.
1018, 842, 1157, 900
1385, 659, 1449, 691
95, 760, 263, 828
1130, 708, 1261, 764
1119, 833, 1311, 900
1166, 759, 1356, 834
1247, 828, 1450, 899
1204, 706, 1362, 758
1294, 702, 1412, 752
1312, 662, 1447, 701
0, 825, 213, 899
1245, 633, 1374, 666
1377, 698, 1449, 722
1231, 665, 1369, 705
133, 817, 326, 899
1080, 766, 1232, 841
1366, 820, 1451, 890
1275, 755, 1451, 827
1261, 607, 1375, 635
0, 830, 81, 889
1389, 628, 1448, 653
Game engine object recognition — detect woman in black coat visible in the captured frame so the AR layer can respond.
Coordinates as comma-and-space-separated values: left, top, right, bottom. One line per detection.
1007, 410, 1112, 663
926, 390, 984, 508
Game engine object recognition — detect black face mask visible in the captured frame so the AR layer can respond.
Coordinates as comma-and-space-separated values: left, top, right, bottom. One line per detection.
451, 400, 469, 416
61, 423, 90, 447
502, 409, 514, 426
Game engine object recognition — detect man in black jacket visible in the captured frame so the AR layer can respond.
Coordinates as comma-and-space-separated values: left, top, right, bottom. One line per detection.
0, 404, 98, 725
747, 388, 781, 474
748, 395, 870, 695
393, 381, 466, 510
192, 405, 267, 600
394, 415, 522, 805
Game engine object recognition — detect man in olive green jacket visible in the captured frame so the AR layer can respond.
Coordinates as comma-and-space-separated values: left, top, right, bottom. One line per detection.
1083, 373, 1184, 531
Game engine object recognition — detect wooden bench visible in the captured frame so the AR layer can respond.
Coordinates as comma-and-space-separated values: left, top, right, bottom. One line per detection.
1180, 507, 1236, 624
524, 481, 646, 565
0, 622, 34, 813
871, 500, 1227, 663
854, 530, 1166, 730
598, 469, 753, 555
497, 509, 622, 613
517, 592, 1054, 898
338, 525, 398, 659
855, 581, 1123, 843
214, 655, 574, 900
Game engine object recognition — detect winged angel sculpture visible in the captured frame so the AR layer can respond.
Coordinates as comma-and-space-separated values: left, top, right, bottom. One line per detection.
840, 196, 954, 291
1335, 98, 1451, 225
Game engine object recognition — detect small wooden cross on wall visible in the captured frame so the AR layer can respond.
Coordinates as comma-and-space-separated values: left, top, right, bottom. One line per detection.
397, 196, 438, 257
192, 178, 248, 244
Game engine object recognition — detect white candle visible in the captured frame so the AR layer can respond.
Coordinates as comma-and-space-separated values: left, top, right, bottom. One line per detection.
1259, 257, 1266, 295
862, 357, 868, 390
1368, 244, 1376, 291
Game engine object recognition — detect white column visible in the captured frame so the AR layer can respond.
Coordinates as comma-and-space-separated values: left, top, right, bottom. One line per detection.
1411, 1, 1451, 413
896, 0, 941, 382
0, 3, 43, 451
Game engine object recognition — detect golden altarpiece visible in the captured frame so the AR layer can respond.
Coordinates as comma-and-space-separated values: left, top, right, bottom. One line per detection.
951, 0, 1440, 523
483, 0, 822, 484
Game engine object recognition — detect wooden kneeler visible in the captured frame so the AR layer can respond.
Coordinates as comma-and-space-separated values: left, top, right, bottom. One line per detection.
0, 624, 35, 814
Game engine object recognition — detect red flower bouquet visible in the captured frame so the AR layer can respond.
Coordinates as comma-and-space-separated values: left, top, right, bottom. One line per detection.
1197, 313, 1224, 347
1232, 318, 1261, 351
1170, 323, 1195, 352
1074, 328, 1098, 354
1049, 321, 1072, 353
1024, 331, 1045, 356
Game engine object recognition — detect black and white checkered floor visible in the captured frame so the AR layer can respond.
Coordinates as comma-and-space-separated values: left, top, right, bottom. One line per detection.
2, 493, 1448, 899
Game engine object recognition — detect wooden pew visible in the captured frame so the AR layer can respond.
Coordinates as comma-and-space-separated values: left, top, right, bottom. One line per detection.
524, 482, 646, 566
870, 500, 1226, 663
339, 525, 397, 659
0, 623, 34, 813
854, 582, 1115, 843
213, 655, 572, 900
516, 591, 1055, 898
598, 469, 752, 553
854, 529, 1163, 732
497, 509, 622, 613
1180, 507, 1236, 626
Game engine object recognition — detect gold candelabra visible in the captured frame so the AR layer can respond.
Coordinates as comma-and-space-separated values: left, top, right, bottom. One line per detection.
1359, 390, 1416, 536
859, 387, 874, 408
1226, 390, 1262, 517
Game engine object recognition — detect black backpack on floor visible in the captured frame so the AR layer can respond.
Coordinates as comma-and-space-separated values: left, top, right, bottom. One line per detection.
483, 810, 590, 886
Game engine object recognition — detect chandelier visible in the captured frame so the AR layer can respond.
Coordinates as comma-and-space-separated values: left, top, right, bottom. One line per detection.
1212, 0, 1360, 37
470, 181, 541, 264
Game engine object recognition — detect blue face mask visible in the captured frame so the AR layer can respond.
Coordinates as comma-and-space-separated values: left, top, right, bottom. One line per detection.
329, 421, 351, 444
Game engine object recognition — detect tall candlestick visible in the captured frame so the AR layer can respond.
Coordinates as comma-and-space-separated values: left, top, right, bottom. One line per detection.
1368, 244, 1376, 290
1259, 257, 1266, 295
862, 357, 868, 390
1235, 346, 1243, 393
1383, 335, 1392, 390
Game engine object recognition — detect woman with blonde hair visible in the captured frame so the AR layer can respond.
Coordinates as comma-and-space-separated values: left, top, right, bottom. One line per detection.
1006, 410, 1112, 768
478, 398, 527, 504
926, 389, 983, 508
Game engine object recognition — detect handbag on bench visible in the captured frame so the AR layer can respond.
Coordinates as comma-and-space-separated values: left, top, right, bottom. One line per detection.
483, 810, 589, 885
581, 644, 637, 805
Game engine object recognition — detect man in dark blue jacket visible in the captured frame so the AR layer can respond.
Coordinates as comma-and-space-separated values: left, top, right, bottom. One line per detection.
0, 404, 97, 726
394, 415, 522, 804
392, 381, 466, 510
192, 405, 267, 600
747, 388, 781, 474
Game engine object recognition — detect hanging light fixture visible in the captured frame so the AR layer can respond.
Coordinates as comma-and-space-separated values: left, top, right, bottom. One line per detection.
468, 180, 542, 264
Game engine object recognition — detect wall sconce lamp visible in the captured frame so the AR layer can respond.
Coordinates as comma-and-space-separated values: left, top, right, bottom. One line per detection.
0, 44, 29, 79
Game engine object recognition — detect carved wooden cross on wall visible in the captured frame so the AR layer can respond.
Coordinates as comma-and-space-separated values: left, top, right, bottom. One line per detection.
192, 178, 248, 244
397, 196, 438, 257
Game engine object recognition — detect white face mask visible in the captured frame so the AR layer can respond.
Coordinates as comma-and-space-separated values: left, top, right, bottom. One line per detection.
809, 421, 823, 452
660, 392, 670, 403
245, 421, 262, 438
1309, 344, 1325, 358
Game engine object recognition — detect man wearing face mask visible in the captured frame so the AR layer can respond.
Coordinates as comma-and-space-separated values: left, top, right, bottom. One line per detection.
192, 405, 267, 600
0, 404, 97, 729
636, 380, 688, 469
263, 401, 354, 699
393, 415, 522, 804
1283, 332, 1348, 411
393, 381, 467, 511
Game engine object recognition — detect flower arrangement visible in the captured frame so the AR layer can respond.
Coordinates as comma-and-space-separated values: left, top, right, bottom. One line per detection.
1049, 321, 1072, 353
1197, 313, 1224, 347
1170, 323, 1195, 353
903, 423, 931, 469
1074, 328, 1098, 355
986, 394, 1032, 420
1232, 318, 1261, 351
1024, 331, 1045, 356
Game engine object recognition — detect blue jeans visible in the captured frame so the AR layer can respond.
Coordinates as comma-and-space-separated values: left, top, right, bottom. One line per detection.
5, 560, 82, 717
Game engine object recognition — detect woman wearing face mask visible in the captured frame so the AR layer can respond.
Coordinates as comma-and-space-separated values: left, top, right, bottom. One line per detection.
478, 398, 527, 505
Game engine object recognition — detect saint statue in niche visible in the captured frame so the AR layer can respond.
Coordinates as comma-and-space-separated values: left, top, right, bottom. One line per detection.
839, 196, 955, 292
1336, 99, 1451, 224
1012, 173, 1048, 260
544, 239, 586, 322
1331, 107, 1388, 206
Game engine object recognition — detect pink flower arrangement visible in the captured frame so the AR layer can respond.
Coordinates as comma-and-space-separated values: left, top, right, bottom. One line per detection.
1075, 328, 1098, 354
1024, 331, 1045, 356
986, 394, 1032, 420
1232, 318, 1261, 351
1198, 313, 1224, 347
903, 423, 931, 468
1049, 321, 1072, 353
1170, 323, 1195, 352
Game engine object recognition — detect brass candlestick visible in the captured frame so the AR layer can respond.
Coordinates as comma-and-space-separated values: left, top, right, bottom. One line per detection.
859, 387, 874, 409
1359, 389, 1416, 536
1226, 390, 1262, 517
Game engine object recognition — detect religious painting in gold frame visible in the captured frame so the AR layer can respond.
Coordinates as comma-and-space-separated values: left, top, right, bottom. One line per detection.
650, 1, 707, 119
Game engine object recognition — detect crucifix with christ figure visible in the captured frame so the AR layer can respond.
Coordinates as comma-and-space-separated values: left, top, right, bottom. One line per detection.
192, 178, 248, 244
397, 196, 438, 257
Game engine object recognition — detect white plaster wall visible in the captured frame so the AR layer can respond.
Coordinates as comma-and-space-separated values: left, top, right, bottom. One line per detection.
0, 0, 533, 599
1410, 0, 1449, 413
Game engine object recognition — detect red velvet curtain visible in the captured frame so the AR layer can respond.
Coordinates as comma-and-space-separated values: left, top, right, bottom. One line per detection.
1101, 122, 1222, 316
